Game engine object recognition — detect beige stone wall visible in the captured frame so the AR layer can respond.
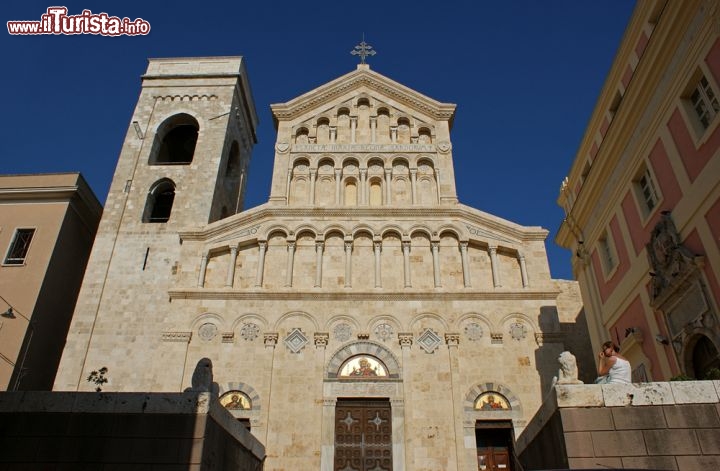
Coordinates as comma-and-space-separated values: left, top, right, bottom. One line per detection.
54, 57, 585, 471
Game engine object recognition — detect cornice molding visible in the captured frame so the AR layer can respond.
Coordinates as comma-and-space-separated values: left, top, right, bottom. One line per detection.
178, 204, 548, 243
168, 288, 560, 302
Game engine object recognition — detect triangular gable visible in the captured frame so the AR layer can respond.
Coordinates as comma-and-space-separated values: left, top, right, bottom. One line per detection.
270, 64, 456, 127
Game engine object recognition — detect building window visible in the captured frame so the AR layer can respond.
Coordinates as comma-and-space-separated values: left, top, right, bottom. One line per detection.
690, 75, 719, 130
142, 179, 176, 223
634, 165, 660, 217
598, 231, 617, 275
4, 228, 35, 265
148, 114, 199, 165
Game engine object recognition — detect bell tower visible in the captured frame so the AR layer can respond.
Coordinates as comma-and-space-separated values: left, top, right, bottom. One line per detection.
54, 57, 257, 389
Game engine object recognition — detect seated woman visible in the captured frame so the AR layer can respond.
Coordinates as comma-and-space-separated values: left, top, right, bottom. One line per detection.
595, 341, 631, 384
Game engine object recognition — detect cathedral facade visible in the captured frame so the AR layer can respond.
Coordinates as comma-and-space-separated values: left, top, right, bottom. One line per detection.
55, 56, 584, 471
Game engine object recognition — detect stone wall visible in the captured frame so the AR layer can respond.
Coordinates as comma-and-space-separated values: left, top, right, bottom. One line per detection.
516, 381, 720, 470
0, 391, 265, 470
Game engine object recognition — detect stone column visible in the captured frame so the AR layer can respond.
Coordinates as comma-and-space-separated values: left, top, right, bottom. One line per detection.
335, 169, 342, 205
398, 332, 413, 470
410, 168, 418, 205
519, 253, 529, 288
197, 252, 208, 288
309, 168, 317, 205
285, 241, 296, 287
402, 241, 412, 288
390, 126, 398, 143
374, 241, 382, 288
255, 242, 267, 287
459, 242, 471, 288
360, 168, 367, 205
370, 116, 377, 143
344, 241, 353, 288
431, 241, 441, 288
315, 241, 324, 287
226, 245, 238, 288
489, 245, 501, 288
285, 168, 293, 205
350, 116, 357, 144
330, 126, 336, 143
320, 398, 336, 471
445, 333, 464, 471
385, 168, 392, 205
435, 168, 441, 204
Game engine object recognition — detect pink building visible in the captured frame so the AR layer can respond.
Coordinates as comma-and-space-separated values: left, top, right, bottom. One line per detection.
557, 0, 720, 381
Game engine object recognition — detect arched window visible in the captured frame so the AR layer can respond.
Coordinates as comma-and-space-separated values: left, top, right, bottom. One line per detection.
338, 355, 388, 378
149, 114, 199, 165
295, 127, 309, 144
143, 179, 176, 223
418, 127, 432, 144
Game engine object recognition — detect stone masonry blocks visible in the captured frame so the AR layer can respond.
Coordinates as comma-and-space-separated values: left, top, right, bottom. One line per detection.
611, 406, 667, 430
591, 430, 646, 457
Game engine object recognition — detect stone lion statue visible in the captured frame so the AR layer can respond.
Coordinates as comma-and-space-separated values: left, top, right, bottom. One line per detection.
554, 351, 583, 385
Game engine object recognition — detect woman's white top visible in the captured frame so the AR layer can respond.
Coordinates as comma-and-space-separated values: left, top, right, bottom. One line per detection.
608, 357, 632, 383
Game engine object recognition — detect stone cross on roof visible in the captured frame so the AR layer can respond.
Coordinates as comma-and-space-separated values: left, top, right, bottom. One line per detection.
351, 37, 376, 64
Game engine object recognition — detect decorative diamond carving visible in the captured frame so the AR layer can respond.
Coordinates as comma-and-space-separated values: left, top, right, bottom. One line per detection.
374, 323, 394, 342
464, 322, 483, 341
509, 322, 527, 341
417, 328, 441, 354
284, 328, 308, 353
198, 323, 218, 341
240, 322, 260, 341
333, 322, 352, 342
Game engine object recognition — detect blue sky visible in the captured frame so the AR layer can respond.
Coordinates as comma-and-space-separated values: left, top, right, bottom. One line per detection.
1, 1, 637, 280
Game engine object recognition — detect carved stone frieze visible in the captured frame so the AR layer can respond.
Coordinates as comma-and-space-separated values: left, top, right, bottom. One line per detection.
198, 323, 218, 341
264, 332, 279, 348
333, 322, 353, 342
648, 212, 702, 304
445, 333, 460, 346
240, 323, 260, 341
162, 331, 192, 343
315, 332, 330, 348
398, 332, 413, 348
464, 322, 483, 341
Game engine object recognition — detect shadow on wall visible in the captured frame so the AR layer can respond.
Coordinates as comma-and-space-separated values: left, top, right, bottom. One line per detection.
534, 306, 595, 401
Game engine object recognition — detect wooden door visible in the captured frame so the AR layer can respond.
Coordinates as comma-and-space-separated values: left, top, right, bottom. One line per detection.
335, 399, 392, 471
476, 422, 514, 471
477, 447, 510, 470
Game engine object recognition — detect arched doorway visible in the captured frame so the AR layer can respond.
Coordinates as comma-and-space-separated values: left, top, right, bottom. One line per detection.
691, 335, 720, 379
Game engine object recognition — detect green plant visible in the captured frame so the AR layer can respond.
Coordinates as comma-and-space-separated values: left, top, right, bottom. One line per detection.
703, 368, 720, 380
86, 367, 109, 392
669, 373, 694, 381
